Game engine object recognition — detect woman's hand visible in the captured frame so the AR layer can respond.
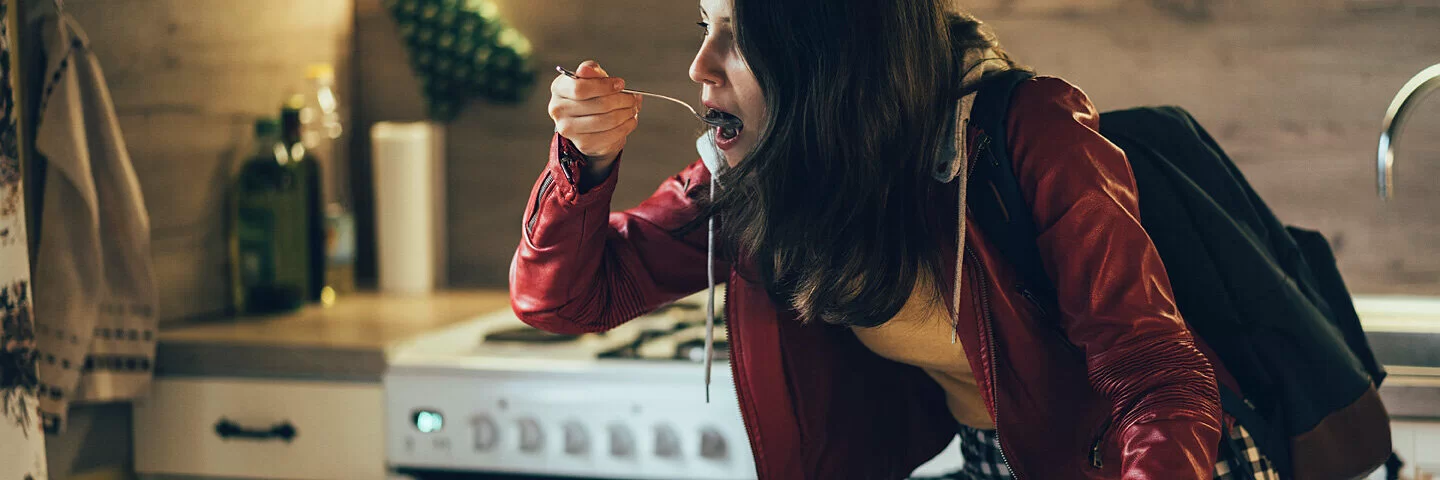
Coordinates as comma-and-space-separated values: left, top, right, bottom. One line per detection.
548, 60, 642, 175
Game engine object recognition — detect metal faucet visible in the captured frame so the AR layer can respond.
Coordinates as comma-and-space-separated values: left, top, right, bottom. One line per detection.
1378, 63, 1440, 199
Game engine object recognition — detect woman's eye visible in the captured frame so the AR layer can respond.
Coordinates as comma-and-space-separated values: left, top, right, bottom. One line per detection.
696, 21, 710, 36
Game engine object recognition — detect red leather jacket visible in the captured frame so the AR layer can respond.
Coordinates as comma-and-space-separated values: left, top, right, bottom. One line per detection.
511, 77, 1225, 479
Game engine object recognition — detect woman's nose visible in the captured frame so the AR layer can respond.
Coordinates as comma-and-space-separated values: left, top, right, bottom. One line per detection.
689, 40, 725, 87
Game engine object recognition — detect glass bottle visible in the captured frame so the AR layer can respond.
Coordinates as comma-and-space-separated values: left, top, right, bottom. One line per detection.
301, 64, 355, 303
281, 97, 327, 304
229, 117, 312, 314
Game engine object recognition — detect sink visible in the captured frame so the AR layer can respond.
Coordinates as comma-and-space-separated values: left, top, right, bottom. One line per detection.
1358, 295, 1440, 369
1355, 295, 1440, 418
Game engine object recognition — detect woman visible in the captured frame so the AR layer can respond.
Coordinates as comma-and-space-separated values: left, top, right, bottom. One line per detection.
514, 0, 1277, 478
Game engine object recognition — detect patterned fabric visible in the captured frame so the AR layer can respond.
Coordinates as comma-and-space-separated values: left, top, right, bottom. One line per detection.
913, 423, 1282, 480
0, 0, 48, 475
1215, 423, 1283, 480
955, 425, 1012, 480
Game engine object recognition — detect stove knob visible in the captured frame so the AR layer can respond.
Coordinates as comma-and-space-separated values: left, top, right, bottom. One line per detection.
563, 421, 589, 455
699, 426, 728, 460
654, 424, 682, 459
471, 415, 498, 451
608, 424, 635, 457
518, 417, 544, 453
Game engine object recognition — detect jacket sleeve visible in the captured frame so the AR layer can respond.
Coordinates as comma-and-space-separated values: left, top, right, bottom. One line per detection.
1006, 78, 1223, 479
510, 134, 725, 334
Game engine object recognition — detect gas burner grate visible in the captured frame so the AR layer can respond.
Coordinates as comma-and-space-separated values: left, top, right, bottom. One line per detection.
483, 326, 580, 344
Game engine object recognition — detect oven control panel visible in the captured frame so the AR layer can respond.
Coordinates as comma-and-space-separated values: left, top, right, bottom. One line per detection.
384, 361, 756, 480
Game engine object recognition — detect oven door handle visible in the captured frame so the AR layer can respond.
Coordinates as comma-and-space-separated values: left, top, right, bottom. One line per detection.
214, 417, 298, 443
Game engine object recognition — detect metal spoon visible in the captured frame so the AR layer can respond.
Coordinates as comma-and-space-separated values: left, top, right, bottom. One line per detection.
555, 66, 741, 129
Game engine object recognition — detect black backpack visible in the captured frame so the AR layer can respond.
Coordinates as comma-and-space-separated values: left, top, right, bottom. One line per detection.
966, 69, 1395, 480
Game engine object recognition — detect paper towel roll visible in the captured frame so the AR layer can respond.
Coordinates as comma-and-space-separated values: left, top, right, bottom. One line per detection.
371, 122, 446, 295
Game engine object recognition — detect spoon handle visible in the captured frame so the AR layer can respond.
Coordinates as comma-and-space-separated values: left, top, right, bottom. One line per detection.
554, 66, 715, 123
622, 89, 702, 116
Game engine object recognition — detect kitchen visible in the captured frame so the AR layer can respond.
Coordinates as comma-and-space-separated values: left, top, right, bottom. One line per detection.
2, 0, 1439, 479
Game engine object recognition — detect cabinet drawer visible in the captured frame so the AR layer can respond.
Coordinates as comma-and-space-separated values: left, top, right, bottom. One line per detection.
133, 377, 384, 479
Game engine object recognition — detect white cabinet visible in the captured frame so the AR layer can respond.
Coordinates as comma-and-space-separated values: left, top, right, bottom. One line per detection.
1398, 421, 1440, 479
133, 377, 386, 480
1367, 421, 1440, 480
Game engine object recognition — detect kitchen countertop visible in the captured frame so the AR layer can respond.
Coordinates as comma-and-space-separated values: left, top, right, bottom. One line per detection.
153, 291, 1440, 418
154, 290, 512, 382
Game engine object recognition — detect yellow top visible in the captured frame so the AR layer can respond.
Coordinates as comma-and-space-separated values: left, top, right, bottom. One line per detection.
850, 276, 994, 429
305, 63, 335, 81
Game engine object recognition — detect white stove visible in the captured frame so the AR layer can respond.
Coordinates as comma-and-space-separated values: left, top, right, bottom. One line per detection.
384, 290, 756, 480
385, 290, 965, 479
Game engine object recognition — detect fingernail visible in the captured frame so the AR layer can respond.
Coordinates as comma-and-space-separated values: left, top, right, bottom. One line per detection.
614, 79, 625, 91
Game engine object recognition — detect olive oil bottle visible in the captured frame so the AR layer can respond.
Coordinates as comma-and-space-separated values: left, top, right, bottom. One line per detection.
229, 107, 322, 314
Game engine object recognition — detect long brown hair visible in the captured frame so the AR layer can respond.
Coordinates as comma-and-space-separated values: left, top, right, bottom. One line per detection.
694, 3, 1019, 327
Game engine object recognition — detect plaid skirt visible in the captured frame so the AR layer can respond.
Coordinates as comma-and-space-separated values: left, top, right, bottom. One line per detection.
915, 423, 1282, 480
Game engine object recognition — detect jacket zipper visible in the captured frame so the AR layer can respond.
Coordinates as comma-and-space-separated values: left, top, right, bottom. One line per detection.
526, 171, 555, 236
965, 135, 1018, 478
1089, 416, 1113, 469
975, 134, 994, 167
1088, 415, 1111, 467
1016, 282, 1101, 466
1016, 287, 1047, 318
1018, 287, 1082, 356
967, 246, 1018, 479
725, 283, 763, 479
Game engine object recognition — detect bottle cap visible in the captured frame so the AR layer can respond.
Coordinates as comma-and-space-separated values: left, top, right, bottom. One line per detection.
306, 64, 336, 82
283, 94, 306, 112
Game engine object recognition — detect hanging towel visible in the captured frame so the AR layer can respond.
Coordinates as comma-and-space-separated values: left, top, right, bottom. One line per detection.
31, 10, 155, 432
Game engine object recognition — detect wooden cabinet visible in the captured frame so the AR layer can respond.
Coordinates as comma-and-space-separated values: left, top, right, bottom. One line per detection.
133, 377, 386, 480
132, 291, 510, 479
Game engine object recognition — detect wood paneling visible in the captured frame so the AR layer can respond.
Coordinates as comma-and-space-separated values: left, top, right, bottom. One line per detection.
356, 1, 1440, 294
62, 0, 354, 321
978, 8, 1440, 293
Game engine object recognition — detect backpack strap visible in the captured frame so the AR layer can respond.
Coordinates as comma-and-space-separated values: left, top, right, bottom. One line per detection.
967, 69, 1053, 300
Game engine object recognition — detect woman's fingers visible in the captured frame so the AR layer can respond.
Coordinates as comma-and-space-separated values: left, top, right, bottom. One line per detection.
558, 106, 641, 135
547, 60, 643, 159
550, 70, 625, 101
548, 92, 638, 120
564, 115, 640, 159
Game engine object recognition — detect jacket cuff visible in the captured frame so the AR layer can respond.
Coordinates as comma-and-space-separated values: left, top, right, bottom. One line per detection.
551, 133, 621, 207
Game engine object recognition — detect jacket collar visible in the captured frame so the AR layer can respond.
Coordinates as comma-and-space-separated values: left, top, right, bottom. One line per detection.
933, 48, 1009, 183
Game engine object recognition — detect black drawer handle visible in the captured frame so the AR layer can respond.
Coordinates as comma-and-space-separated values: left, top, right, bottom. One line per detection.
214, 418, 297, 443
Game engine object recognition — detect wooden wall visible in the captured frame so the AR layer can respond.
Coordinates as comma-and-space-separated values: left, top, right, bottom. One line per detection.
65, 0, 354, 322
978, 0, 1440, 293
359, 0, 1440, 295
355, 0, 711, 288
53, 0, 1440, 323
35, 2, 354, 476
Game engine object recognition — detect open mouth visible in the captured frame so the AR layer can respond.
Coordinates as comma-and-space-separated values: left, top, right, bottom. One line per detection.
705, 109, 744, 141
